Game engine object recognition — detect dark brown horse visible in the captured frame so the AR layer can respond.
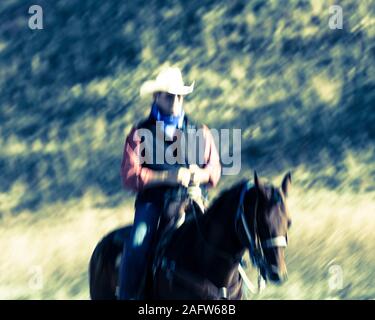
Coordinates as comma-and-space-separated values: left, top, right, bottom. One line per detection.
89, 172, 292, 300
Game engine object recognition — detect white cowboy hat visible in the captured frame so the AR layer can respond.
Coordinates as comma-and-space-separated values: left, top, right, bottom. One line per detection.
140, 66, 195, 97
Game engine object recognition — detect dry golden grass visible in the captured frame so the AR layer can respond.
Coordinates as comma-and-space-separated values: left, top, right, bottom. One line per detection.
1, 180, 374, 300
0, 190, 133, 300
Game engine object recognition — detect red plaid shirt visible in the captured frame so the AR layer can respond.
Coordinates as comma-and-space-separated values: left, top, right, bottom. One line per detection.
121, 124, 221, 192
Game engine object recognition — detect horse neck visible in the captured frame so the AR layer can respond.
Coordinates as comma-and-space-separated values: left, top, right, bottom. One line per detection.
201, 183, 248, 263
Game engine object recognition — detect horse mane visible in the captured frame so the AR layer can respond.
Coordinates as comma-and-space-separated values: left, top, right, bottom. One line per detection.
205, 180, 248, 219
205, 179, 285, 218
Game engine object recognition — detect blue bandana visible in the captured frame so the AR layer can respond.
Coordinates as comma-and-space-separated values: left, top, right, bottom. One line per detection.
150, 101, 185, 137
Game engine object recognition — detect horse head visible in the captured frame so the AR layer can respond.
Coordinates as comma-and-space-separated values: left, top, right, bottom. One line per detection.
237, 171, 292, 284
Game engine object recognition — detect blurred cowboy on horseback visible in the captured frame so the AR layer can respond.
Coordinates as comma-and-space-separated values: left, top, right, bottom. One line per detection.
118, 66, 221, 300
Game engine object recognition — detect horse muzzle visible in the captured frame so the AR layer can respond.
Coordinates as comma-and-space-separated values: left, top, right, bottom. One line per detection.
266, 265, 288, 284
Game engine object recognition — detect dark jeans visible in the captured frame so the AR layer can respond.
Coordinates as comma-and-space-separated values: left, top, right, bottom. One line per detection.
118, 200, 161, 300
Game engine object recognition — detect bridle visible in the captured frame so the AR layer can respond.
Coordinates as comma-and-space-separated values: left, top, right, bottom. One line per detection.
235, 181, 288, 283
187, 181, 288, 272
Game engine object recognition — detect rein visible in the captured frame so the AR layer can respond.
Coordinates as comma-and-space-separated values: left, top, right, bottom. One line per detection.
156, 187, 243, 300
234, 181, 288, 293
157, 181, 288, 299
190, 197, 243, 265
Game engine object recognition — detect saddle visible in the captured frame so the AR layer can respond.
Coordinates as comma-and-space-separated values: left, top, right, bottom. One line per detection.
152, 189, 205, 269
140, 186, 206, 299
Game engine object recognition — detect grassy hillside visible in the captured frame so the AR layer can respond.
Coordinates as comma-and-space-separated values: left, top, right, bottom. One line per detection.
0, 0, 374, 299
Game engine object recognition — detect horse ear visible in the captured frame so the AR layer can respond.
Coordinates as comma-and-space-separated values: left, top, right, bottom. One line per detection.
281, 172, 292, 197
254, 171, 266, 196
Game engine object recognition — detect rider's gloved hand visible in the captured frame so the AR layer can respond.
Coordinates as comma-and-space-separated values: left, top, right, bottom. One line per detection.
189, 164, 209, 186
177, 167, 191, 187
